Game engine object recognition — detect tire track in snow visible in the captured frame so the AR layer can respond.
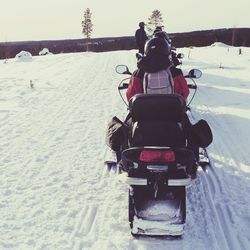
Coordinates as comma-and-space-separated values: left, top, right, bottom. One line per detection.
47, 55, 118, 249
66, 52, 135, 249
189, 101, 248, 250
188, 110, 231, 249
0, 54, 109, 250
70, 205, 98, 250
0, 54, 78, 156
205, 147, 250, 250
75, 205, 98, 236
80, 173, 130, 249
0, 61, 82, 199
184, 177, 218, 249
0, 58, 85, 184
199, 171, 232, 250
200, 161, 249, 250
79, 206, 98, 236
0, 57, 79, 170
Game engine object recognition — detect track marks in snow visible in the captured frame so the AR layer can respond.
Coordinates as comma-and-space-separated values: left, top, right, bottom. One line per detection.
198, 164, 249, 250
78, 175, 131, 250
0, 52, 133, 250
188, 105, 248, 249
70, 205, 98, 249
198, 171, 232, 250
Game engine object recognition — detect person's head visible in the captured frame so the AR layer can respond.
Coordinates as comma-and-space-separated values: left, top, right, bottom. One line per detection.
153, 26, 163, 34
144, 35, 171, 57
139, 22, 145, 28
154, 31, 169, 40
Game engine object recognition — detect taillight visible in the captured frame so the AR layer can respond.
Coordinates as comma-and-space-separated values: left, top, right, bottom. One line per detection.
139, 150, 175, 162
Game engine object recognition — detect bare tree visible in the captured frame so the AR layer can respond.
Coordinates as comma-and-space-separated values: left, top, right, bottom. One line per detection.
81, 8, 93, 51
147, 10, 164, 34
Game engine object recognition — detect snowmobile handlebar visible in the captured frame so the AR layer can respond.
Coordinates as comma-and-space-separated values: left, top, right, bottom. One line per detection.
118, 82, 196, 90
115, 65, 202, 107
115, 65, 201, 92
118, 83, 129, 90
115, 65, 202, 80
187, 84, 197, 89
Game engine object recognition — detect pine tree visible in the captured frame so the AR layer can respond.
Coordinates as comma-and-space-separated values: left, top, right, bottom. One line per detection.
81, 8, 93, 51
147, 10, 164, 34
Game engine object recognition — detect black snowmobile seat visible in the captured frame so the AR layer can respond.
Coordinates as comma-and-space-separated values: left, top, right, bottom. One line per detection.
129, 94, 187, 147
129, 94, 186, 123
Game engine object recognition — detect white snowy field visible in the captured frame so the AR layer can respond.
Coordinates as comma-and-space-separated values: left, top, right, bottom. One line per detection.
0, 44, 249, 250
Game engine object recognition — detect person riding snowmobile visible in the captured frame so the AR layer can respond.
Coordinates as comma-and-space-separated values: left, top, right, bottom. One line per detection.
125, 33, 200, 176
127, 32, 189, 101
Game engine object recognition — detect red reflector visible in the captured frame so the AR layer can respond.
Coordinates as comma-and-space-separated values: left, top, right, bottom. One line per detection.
139, 150, 175, 162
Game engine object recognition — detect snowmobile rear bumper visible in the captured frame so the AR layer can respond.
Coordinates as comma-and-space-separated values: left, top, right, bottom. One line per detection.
131, 216, 184, 236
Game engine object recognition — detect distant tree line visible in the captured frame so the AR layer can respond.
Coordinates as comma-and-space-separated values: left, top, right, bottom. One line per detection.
0, 28, 250, 60
171, 28, 250, 48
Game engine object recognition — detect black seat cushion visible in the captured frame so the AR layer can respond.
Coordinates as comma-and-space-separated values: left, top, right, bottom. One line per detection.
129, 94, 186, 123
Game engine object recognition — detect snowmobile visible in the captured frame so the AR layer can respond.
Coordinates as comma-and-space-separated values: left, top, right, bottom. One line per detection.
107, 64, 209, 237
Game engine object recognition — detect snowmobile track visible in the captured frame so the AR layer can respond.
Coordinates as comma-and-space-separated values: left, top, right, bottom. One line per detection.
200, 160, 247, 250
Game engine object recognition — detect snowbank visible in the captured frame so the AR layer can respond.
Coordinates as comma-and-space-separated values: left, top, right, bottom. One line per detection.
15, 50, 33, 61
39, 48, 52, 56
211, 42, 231, 48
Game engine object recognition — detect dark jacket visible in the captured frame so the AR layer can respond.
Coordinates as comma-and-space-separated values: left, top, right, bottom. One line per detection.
135, 28, 148, 49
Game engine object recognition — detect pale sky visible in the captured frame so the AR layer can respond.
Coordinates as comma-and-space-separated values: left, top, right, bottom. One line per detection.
0, 0, 249, 42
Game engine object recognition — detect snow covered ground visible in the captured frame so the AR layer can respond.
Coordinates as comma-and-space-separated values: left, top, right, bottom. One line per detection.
0, 44, 249, 250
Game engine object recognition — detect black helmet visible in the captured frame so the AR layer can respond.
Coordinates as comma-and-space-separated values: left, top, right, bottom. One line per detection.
153, 26, 163, 34
144, 36, 171, 56
154, 31, 170, 42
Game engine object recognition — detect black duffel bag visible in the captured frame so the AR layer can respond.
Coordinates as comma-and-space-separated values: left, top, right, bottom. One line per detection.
191, 119, 213, 148
106, 116, 129, 151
